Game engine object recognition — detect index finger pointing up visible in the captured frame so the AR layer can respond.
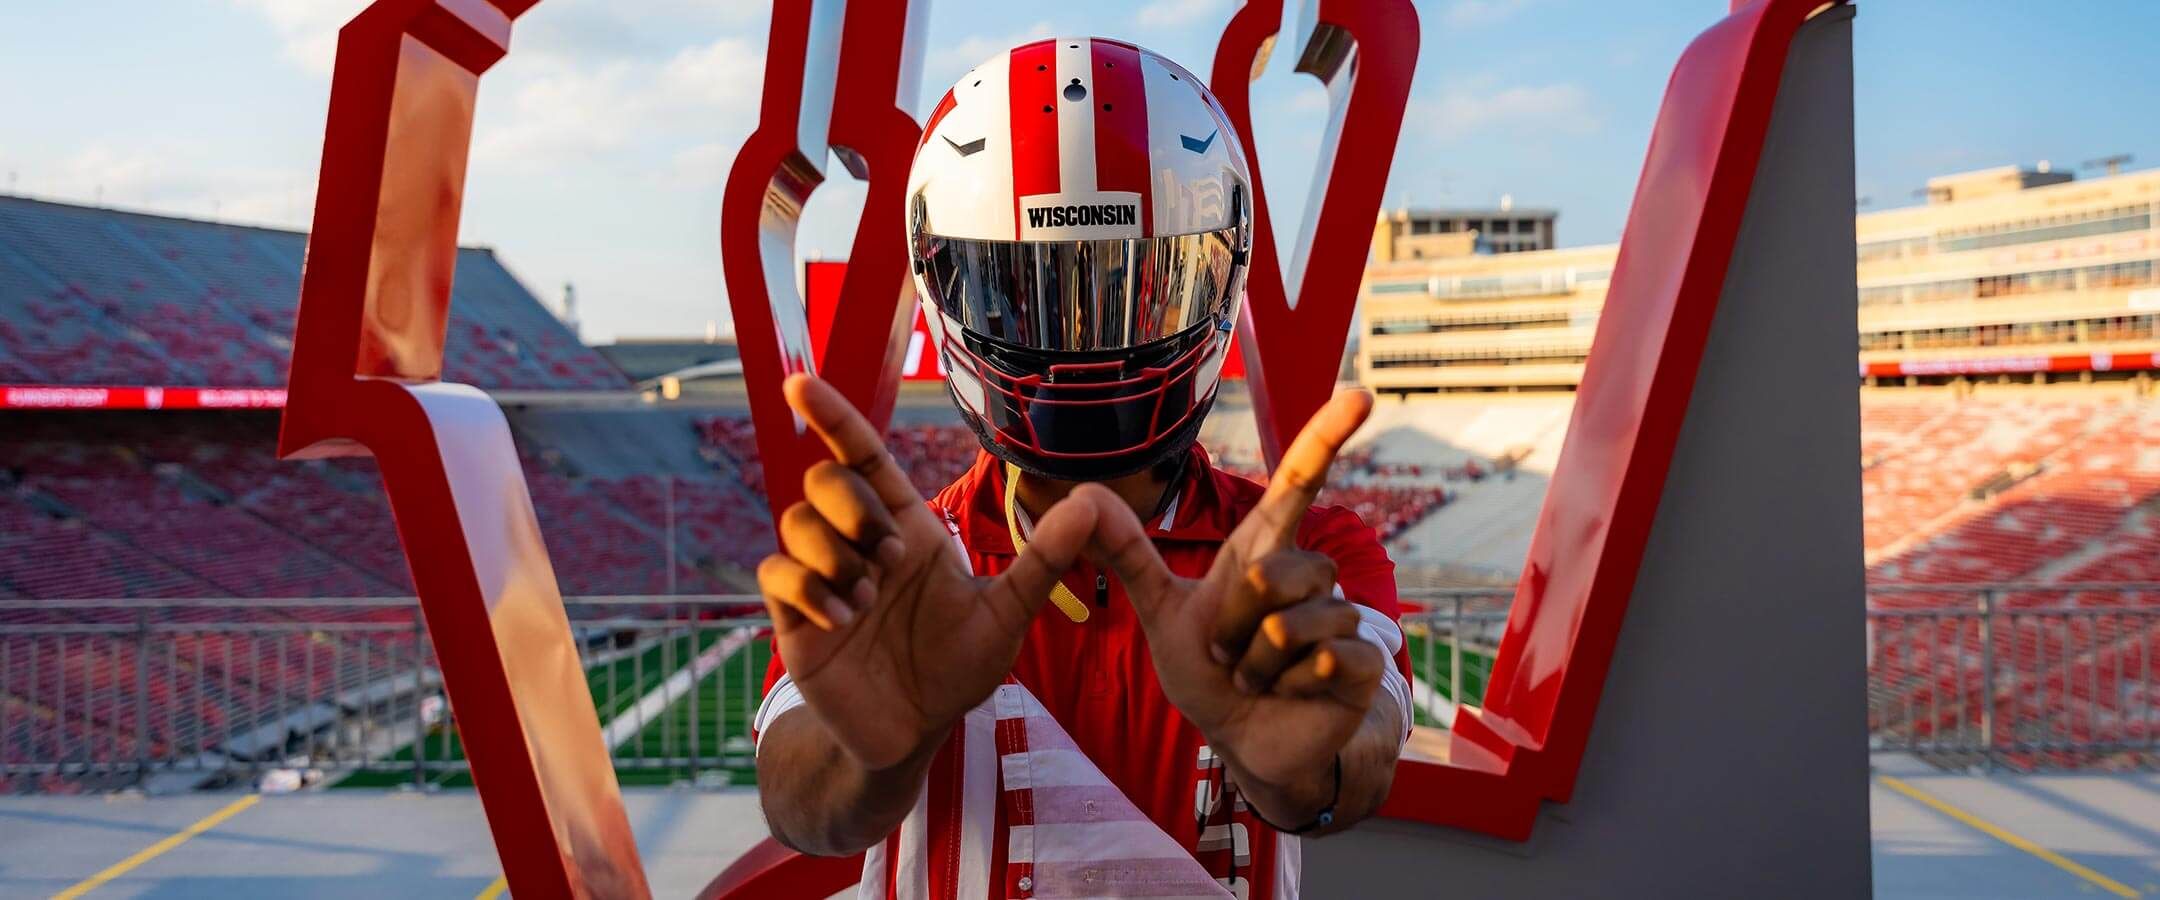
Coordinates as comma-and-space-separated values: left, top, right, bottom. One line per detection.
783, 373, 922, 511
1253, 389, 1373, 543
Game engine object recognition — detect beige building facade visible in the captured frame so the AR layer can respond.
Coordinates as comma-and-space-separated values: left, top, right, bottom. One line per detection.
1356, 164, 2160, 394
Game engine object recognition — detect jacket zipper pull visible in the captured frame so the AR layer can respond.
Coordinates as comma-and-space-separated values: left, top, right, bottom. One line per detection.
1095, 572, 1110, 608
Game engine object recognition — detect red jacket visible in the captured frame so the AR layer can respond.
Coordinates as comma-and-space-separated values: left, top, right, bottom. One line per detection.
759, 445, 1409, 899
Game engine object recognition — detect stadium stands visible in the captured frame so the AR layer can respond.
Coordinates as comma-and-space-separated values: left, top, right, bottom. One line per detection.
694, 417, 985, 499
1867, 400, 2160, 588
1858, 397, 2160, 768
0, 413, 791, 603
694, 416, 766, 497
1214, 458, 1452, 543
694, 408, 1454, 544
1241, 391, 2155, 770
6, 191, 2156, 782
884, 422, 982, 497
1861, 399, 2099, 558
0, 405, 1460, 604
0, 196, 630, 391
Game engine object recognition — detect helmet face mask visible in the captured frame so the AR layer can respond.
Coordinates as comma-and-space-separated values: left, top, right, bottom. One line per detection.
949, 316, 1230, 480
906, 37, 1253, 482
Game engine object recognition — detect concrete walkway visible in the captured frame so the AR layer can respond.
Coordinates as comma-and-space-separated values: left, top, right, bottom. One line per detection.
3, 766, 2157, 898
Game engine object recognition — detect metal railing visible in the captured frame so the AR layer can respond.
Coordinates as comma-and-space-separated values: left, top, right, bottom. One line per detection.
1866, 583, 2159, 771
0, 597, 771, 792
1, 585, 2154, 792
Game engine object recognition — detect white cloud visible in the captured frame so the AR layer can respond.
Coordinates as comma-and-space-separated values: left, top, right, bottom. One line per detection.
1443, 0, 1533, 29
227, 0, 370, 76
665, 142, 735, 189
152, 0, 785, 345
656, 37, 764, 109
1287, 84, 1332, 113
228, 0, 766, 77
221, 0, 765, 174
920, 21, 1059, 109
1136, 0, 1226, 30
1421, 78, 1599, 139
35, 142, 313, 228
471, 36, 763, 178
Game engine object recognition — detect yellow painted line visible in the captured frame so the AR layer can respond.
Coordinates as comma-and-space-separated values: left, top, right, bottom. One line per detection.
51, 794, 260, 900
474, 875, 508, 899
1878, 775, 2141, 898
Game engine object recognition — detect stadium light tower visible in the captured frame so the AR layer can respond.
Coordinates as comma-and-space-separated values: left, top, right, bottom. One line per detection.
2083, 154, 2134, 177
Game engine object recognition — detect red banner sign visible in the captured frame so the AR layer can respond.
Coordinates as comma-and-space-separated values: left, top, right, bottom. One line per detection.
1862, 352, 2156, 377
0, 385, 288, 410
803, 260, 941, 381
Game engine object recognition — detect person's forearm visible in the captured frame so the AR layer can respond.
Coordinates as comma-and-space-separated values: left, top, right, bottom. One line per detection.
755, 710, 940, 856
1222, 693, 1403, 836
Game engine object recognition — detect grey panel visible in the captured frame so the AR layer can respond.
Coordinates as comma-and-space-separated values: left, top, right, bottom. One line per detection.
1306, 8, 1870, 897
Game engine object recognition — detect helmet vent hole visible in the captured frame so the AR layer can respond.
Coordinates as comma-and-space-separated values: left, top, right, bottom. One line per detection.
1042, 105, 1053, 113
1063, 80, 1087, 102
1102, 103, 1113, 112
1037, 64, 1047, 72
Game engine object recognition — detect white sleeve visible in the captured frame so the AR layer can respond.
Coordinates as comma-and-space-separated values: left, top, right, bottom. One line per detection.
1342, 585, 1414, 745
752, 672, 806, 754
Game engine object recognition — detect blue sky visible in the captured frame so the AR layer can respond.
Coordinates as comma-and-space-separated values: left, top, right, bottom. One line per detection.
2, 0, 2155, 343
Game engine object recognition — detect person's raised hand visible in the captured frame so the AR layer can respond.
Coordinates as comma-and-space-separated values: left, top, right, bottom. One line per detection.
1082, 389, 1383, 791
756, 374, 1098, 770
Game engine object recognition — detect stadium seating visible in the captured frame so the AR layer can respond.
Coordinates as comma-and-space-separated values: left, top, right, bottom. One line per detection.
587, 475, 772, 588
1860, 399, 2097, 557
10, 191, 2160, 783
691, 415, 1454, 544
0, 414, 727, 602
695, 417, 767, 496
0, 196, 630, 391
1862, 399, 2160, 767
693, 417, 988, 499
884, 423, 982, 496
1211, 459, 1451, 543
0, 500, 215, 599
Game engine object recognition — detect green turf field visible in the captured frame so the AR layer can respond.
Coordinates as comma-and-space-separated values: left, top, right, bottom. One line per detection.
615, 636, 771, 787
338, 625, 1478, 787
335, 629, 769, 788
1403, 626, 1494, 728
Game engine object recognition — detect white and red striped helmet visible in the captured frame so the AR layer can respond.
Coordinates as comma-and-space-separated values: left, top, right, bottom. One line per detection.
906, 37, 1252, 481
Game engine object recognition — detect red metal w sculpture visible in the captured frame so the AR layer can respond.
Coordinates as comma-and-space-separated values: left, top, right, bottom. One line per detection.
282, 0, 1854, 894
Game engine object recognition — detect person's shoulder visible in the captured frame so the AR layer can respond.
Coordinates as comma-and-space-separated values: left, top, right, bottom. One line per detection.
1211, 460, 1270, 507
1295, 502, 1391, 577
925, 449, 997, 513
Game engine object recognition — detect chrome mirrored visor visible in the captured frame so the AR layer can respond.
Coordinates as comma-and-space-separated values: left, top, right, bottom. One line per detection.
914, 227, 1242, 352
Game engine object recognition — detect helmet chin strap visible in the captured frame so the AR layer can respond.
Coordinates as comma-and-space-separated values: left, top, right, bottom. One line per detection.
1002, 450, 1192, 626
1005, 462, 1093, 624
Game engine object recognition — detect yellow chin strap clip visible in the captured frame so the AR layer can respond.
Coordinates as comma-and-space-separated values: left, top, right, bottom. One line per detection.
1004, 462, 1090, 623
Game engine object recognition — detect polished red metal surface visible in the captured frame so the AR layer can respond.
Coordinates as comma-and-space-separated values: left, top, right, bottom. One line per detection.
720, 0, 925, 524
1209, 0, 1419, 468
695, 842, 863, 900
805, 261, 944, 381
699, 4, 927, 896
277, 2, 647, 896
1377, 0, 1851, 840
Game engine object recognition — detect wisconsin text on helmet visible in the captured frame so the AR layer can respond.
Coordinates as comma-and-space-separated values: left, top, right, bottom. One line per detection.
1025, 202, 1141, 230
